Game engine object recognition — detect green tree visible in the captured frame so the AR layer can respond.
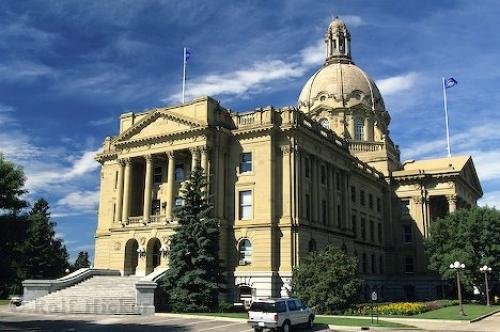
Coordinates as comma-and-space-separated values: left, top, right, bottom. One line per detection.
160, 167, 221, 312
426, 206, 500, 292
0, 153, 28, 212
23, 199, 69, 279
0, 154, 28, 297
292, 245, 360, 314
73, 251, 91, 270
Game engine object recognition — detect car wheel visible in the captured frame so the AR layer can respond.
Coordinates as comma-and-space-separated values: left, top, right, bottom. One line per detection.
307, 315, 314, 330
253, 328, 263, 332
281, 320, 291, 332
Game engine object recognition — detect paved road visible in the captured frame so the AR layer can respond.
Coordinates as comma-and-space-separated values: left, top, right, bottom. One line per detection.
0, 309, 330, 332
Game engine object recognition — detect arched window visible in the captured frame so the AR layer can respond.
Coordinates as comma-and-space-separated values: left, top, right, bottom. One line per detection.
354, 117, 364, 140
238, 239, 252, 265
319, 118, 330, 129
308, 239, 317, 253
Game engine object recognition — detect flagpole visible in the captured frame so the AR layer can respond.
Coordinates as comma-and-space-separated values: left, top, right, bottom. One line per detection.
182, 48, 187, 104
442, 77, 452, 157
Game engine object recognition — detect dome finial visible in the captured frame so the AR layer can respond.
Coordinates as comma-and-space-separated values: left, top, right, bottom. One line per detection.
325, 16, 352, 64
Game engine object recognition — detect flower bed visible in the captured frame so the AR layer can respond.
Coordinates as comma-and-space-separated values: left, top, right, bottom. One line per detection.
346, 300, 457, 316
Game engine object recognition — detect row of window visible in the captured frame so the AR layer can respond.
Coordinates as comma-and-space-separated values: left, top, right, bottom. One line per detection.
351, 186, 382, 212
356, 252, 384, 274
113, 163, 187, 189
352, 215, 383, 243
304, 158, 343, 191
317, 117, 365, 140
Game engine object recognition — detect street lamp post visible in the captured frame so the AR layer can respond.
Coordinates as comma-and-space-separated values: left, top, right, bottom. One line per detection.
479, 265, 492, 306
449, 261, 466, 316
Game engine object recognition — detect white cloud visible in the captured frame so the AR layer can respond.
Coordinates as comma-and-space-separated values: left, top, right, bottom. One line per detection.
376, 72, 419, 96
170, 60, 307, 102
341, 15, 365, 27
299, 39, 324, 66
54, 190, 99, 217
89, 117, 115, 126
0, 104, 15, 125
479, 190, 500, 209
0, 61, 56, 82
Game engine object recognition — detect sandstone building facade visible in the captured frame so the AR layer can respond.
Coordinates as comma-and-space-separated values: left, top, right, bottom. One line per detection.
94, 18, 482, 302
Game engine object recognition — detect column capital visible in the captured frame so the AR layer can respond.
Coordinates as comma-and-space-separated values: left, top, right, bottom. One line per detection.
413, 196, 424, 204
116, 158, 125, 167
189, 146, 200, 154
281, 145, 292, 155
166, 151, 175, 160
144, 154, 153, 162
446, 194, 458, 203
122, 157, 132, 165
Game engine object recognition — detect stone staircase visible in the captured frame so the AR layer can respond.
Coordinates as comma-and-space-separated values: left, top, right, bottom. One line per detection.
19, 275, 143, 315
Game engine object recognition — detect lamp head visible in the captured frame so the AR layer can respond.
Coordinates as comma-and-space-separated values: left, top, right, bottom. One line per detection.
454, 261, 460, 268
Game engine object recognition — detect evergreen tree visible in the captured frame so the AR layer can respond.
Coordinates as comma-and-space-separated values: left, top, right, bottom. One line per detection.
160, 167, 221, 312
426, 206, 500, 292
73, 251, 91, 270
0, 154, 28, 297
292, 245, 360, 314
23, 199, 69, 279
0, 153, 28, 212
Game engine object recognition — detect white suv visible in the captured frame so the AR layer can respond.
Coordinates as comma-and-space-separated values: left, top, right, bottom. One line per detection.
247, 298, 314, 332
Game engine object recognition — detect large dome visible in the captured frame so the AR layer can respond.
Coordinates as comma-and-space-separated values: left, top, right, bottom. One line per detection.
298, 63, 385, 112
297, 17, 386, 113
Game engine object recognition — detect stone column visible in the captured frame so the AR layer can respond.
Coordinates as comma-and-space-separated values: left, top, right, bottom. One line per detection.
122, 158, 132, 223
349, 115, 355, 139
190, 147, 200, 172
115, 160, 125, 223
142, 155, 153, 223
447, 194, 457, 213
200, 147, 209, 173
166, 152, 176, 220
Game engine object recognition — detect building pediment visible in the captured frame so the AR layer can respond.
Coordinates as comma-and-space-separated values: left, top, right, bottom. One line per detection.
113, 110, 203, 144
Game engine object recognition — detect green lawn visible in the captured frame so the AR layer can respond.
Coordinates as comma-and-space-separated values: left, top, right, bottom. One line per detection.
315, 316, 415, 328
412, 304, 500, 320
0, 300, 11, 305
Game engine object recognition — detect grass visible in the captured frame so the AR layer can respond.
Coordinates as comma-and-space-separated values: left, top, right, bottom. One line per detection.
315, 316, 415, 328
412, 304, 500, 320
0, 299, 11, 305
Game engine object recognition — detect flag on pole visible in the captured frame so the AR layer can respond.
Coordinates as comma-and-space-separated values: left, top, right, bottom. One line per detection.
184, 47, 191, 63
444, 77, 457, 89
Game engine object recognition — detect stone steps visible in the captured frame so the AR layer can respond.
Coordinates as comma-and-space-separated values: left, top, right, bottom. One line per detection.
20, 275, 143, 315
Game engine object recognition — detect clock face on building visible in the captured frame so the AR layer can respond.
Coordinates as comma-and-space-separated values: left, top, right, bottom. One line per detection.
319, 118, 330, 129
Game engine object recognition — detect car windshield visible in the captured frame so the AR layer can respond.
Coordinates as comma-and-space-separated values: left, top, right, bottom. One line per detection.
249, 302, 277, 313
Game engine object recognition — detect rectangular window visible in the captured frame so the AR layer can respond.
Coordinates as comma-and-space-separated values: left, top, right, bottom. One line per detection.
377, 223, 382, 243
377, 197, 381, 213
360, 189, 365, 206
403, 225, 412, 243
361, 217, 366, 240
175, 197, 184, 207
239, 190, 252, 220
352, 215, 357, 238
362, 253, 367, 273
240, 152, 252, 173
371, 254, 376, 273
337, 205, 341, 228
405, 256, 414, 273
305, 157, 310, 178
369, 220, 374, 241
287, 300, 298, 311
320, 165, 326, 184
351, 186, 356, 203
379, 255, 384, 274
175, 163, 185, 182
322, 200, 327, 225
153, 166, 162, 183
112, 203, 116, 222
305, 194, 311, 220
369, 194, 374, 209
114, 171, 118, 189
152, 199, 160, 215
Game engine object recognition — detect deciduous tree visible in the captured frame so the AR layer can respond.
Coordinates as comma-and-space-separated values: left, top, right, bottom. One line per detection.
292, 245, 360, 314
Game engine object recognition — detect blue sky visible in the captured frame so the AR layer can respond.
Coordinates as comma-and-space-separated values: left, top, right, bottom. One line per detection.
1, 0, 499, 263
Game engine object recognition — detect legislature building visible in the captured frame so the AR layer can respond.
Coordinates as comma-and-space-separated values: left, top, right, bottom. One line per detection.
93, 17, 483, 303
